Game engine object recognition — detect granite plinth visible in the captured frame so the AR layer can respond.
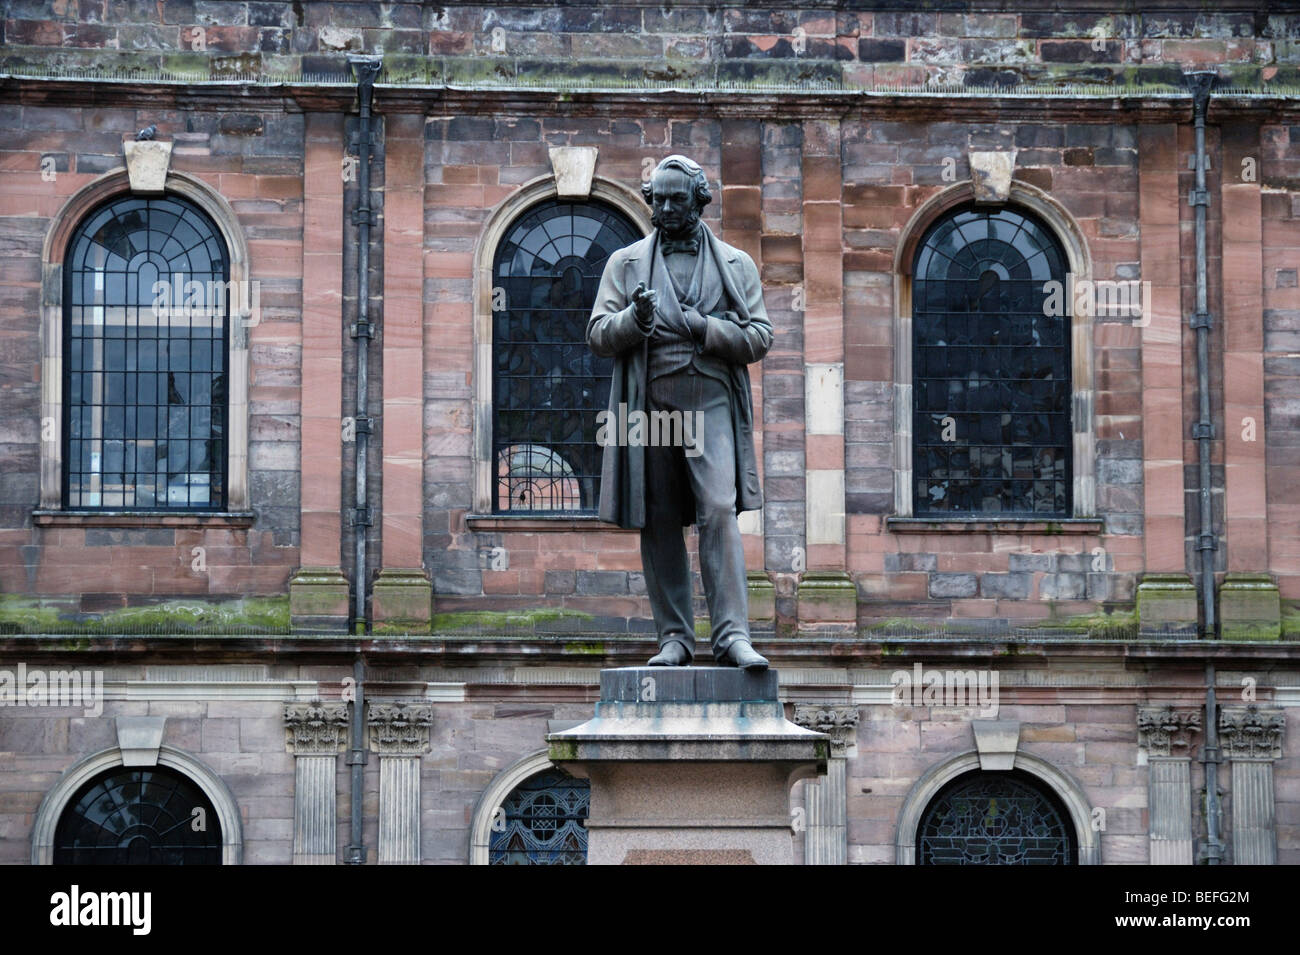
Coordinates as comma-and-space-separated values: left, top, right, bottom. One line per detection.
547, 667, 829, 865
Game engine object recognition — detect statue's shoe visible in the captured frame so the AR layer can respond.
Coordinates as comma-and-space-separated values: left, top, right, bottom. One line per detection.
648, 641, 692, 666
719, 640, 769, 672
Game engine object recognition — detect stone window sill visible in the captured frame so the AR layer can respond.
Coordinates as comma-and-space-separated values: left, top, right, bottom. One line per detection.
465, 513, 635, 532
886, 517, 1104, 534
33, 510, 256, 528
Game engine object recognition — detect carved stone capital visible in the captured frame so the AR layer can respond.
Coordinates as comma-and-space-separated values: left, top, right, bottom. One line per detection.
284, 701, 350, 756
367, 701, 433, 757
1137, 706, 1202, 757
1219, 705, 1284, 760
793, 704, 859, 756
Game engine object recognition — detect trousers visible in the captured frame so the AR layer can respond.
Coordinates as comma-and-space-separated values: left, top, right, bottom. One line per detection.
640, 367, 751, 661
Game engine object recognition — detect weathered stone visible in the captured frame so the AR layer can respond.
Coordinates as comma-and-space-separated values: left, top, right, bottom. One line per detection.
123, 139, 172, 193
548, 145, 598, 197
288, 566, 351, 633
747, 572, 776, 622
980, 573, 1030, 599
929, 573, 977, 599
550, 667, 827, 865
1218, 573, 1281, 641
371, 568, 432, 631
969, 150, 1016, 203
798, 571, 857, 623
1137, 574, 1199, 636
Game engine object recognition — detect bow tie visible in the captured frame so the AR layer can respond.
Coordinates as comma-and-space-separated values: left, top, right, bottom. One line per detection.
660, 235, 700, 256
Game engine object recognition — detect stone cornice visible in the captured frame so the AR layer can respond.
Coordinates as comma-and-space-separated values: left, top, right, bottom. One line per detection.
1136, 705, 1202, 757
284, 701, 350, 756
7, 634, 1300, 669
1219, 705, 1285, 760
367, 701, 433, 757
6, 75, 1281, 123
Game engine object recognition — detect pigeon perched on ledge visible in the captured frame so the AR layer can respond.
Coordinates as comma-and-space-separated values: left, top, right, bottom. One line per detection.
136, 124, 157, 141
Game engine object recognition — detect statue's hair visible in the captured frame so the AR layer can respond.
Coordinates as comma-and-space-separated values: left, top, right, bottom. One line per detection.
641, 155, 712, 209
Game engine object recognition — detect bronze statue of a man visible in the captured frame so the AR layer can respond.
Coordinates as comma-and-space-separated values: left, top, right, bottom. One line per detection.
587, 155, 772, 670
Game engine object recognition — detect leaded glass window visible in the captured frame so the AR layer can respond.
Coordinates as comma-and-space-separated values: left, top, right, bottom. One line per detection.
912, 206, 1071, 516
64, 195, 229, 509
918, 771, 1077, 865
488, 768, 589, 864
53, 766, 223, 865
492, 199, 640, 514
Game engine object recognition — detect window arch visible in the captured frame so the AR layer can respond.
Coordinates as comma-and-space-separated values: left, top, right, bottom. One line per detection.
917, 769, 1077, 865
490, 198, 641, 514
52, 765, 223, 865
487, 766, 590, 865
912, 205, 1071, 517
62, 194, 230, 509
40, 169, 252, 516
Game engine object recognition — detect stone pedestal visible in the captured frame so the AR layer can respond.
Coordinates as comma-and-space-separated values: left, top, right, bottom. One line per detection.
747, 571, 776, 624
548, 667, 828, 865
289, 566, 351, 633
1218, 573, 1281, 641
371, 568, 433, 632
797, 571, 857, 625
1136, 573, 1199, 636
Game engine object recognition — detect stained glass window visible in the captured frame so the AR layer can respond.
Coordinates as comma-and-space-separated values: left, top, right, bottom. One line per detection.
492, 199, 640, 513
912, 206, 1071, 516
53, 767, 222, 865
488, 768, 589, 864
64, 195, 230, 509
918, 771, 1077, 865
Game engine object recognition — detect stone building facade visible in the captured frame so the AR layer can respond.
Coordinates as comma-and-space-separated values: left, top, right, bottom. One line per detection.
1, 1, 1298, 865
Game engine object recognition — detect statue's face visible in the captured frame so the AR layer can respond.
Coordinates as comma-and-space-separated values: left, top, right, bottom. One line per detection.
649, 167, 701, 238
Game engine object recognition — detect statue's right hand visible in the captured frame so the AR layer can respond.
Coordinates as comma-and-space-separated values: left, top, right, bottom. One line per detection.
632, 282, 657, 326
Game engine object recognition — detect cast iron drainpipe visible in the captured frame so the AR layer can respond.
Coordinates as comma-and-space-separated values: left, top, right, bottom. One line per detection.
345, 656, 366, 865
1186, 70, 1225, 864
348, 54, 381, 636
1201, 663, 1224, 864
345, 54, 382, 865
1187, 69, 1218, 638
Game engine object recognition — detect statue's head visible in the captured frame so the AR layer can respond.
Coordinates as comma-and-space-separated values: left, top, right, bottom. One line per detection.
642, 155, 711, 238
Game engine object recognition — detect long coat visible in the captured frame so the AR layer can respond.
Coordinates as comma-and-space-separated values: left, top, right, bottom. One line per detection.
586, 226, 773, 530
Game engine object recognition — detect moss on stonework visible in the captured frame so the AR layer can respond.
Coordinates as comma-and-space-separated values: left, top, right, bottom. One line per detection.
863, 617, 938, 634
1028, 609, 1138, 640
0, 596, 67, 633
548, 740, 578, 762
421, 608, 594, 634
0, 595, 290, 635
382, 54, 433, 84
1282, 602, 1300, 641
859, 609, 1139, 640
563, 642, 604, 654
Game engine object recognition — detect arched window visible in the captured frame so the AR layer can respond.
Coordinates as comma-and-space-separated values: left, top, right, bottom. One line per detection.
488, 767, 589, 864
64, 194, 230, 509
917, 770, 1077, 865
53, 766, 223, 865
491, 199, 640, 514
912, 206, 1071, 517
